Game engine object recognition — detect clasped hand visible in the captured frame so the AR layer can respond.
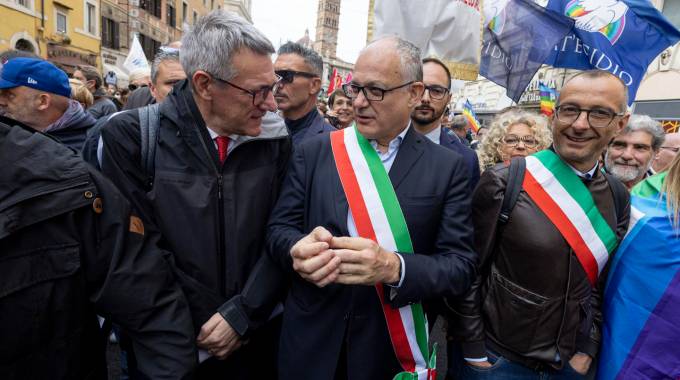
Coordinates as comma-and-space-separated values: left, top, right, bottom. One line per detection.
290, 226, 401, 287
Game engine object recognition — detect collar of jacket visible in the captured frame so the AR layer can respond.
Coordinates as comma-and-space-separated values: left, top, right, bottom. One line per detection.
0, 122, 95, 239
162, 79, 289, 145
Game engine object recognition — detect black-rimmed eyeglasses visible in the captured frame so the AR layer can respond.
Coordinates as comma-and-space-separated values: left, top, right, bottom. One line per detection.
342, 81, 414, 101
275, 70, 318, 84
209, 72, 281, 105
555, 105, 625, 128
423, 85, 449, 100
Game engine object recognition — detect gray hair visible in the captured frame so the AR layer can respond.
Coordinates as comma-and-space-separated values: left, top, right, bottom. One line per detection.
180, 10, 274, 81
277, 41, 323, 77
151, 49, 180, 84
366, 36, 422, 82
621, 114, 666, 151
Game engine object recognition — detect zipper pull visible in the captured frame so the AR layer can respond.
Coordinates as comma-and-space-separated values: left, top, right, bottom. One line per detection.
218, 174, 223, 200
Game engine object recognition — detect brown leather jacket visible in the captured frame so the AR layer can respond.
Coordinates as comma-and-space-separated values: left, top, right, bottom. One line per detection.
446, 161, 629, 370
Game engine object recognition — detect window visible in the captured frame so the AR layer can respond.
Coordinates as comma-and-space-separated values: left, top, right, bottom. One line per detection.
101, 17, 119, 49
86, 2, 96, 34
141, 0, 161, 18
663, 0, 680, 30
56, 9, 67, 33
16, 0, 30, 8
193, 10, 197, 24
167, 3, 176, 27
139, 33, 161, 60
182, 2, 187, 22
210, 0, 213, 9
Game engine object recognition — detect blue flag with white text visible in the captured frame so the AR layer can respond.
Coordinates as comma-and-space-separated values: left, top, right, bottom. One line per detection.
481, 0, 573, 102
545, 0, 680, 104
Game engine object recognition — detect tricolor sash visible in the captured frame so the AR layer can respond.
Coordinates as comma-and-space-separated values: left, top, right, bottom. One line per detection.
330, 126, 436, 380
523, 150, 618, 286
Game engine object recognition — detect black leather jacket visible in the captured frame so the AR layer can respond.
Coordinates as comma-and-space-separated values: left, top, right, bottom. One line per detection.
446, 162, 629, 370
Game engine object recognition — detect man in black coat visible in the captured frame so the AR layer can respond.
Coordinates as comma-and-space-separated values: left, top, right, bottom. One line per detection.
0, 120, 195, 379
99, 10, 291, 378
0, 58, 95, 151
267, 36, 476, 380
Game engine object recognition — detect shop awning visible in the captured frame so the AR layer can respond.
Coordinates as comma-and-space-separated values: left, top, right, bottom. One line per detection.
632, 100, 680, 120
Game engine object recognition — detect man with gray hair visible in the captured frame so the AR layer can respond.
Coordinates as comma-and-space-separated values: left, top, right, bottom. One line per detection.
149, 47, 186, 103
99, 10, 290, 378
267, 36, 476, 379
605, 114, 665, 189
274, 41, 334, 146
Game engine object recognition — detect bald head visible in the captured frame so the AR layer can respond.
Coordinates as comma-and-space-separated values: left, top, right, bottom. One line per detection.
364, 36, 423, 83
652, 132, 680, 173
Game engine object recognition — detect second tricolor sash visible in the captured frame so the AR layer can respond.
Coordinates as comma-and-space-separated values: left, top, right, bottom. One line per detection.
523, 150, 618, 286
330, 126, 436, 380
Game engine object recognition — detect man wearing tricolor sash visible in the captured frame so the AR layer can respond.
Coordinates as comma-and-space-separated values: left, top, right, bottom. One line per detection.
267, 37, 477, 380
447, 70, 631, 379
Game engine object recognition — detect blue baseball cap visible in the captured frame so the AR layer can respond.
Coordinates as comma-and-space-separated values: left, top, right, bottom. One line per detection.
0, 57, 71, 98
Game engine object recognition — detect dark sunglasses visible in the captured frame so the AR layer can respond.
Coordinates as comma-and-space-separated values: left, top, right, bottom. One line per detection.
275, 70, 318, 84
128, 83, 149, 91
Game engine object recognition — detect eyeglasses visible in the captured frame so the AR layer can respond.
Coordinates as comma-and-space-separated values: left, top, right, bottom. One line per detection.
128, 83, 148, 91
423, 85, 449, 100
660, 146, 680, 153
555, 105, 624, 128
502, 134, 539, 148
342, 81, 413, 101
275, 70, 318, 84
209, 72, 281, 105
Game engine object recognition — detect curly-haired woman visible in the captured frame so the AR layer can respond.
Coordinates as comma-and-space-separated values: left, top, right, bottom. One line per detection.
477, 109, 552, 171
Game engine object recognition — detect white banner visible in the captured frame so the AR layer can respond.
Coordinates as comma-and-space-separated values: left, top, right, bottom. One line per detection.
123, 34, 150, 73
373, 0, 483, 80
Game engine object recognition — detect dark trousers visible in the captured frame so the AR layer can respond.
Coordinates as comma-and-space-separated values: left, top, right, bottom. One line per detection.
447, 344, 589, 380
197, 315, 281, 380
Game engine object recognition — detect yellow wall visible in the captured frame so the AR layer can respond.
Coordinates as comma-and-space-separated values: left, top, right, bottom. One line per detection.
0, 0, 100, 68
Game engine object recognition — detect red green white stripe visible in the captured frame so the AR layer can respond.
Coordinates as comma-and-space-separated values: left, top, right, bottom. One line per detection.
330, 126, 435, 380
523, 150, 617, 286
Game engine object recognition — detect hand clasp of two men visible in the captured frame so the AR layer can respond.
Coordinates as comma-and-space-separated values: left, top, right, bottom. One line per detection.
291, 226, 402, 288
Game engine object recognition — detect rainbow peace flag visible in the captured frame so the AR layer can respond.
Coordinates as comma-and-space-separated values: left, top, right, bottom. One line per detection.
539, 82, 555, 117
462, 100, 481, 133
598, 172, 680, 380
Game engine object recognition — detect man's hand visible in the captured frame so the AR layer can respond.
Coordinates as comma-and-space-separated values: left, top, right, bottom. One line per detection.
330, 236, 401, 285
290, 226, 341, 287
467, 360, 493, 368
196, 313, 242, 360
568, 352, 593, 375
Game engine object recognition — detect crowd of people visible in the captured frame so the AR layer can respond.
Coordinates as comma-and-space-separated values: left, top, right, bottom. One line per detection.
1, 9, 679, 380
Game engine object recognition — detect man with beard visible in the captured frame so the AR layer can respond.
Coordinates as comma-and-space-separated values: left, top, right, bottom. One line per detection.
274, 41, 334, 146
605, 114, 665, 189
651, 132, 680, 173
411, 57, 480, 190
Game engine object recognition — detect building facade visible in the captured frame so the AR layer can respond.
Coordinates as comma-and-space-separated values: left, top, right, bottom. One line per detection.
314, 0, 339, 59
223, 0, 250, 23
0, 0, 100, 73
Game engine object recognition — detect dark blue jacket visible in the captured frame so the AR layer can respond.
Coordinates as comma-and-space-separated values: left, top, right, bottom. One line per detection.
440, 127, 481, 191
285, 108, 335, 147
267, 127, 476, 380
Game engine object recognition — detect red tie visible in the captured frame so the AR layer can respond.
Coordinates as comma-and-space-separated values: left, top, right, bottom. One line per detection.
215, 136, 229, 165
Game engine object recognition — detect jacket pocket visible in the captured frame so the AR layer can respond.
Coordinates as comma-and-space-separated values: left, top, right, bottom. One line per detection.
0, 244, 81, 364
482, 268, 549, 354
